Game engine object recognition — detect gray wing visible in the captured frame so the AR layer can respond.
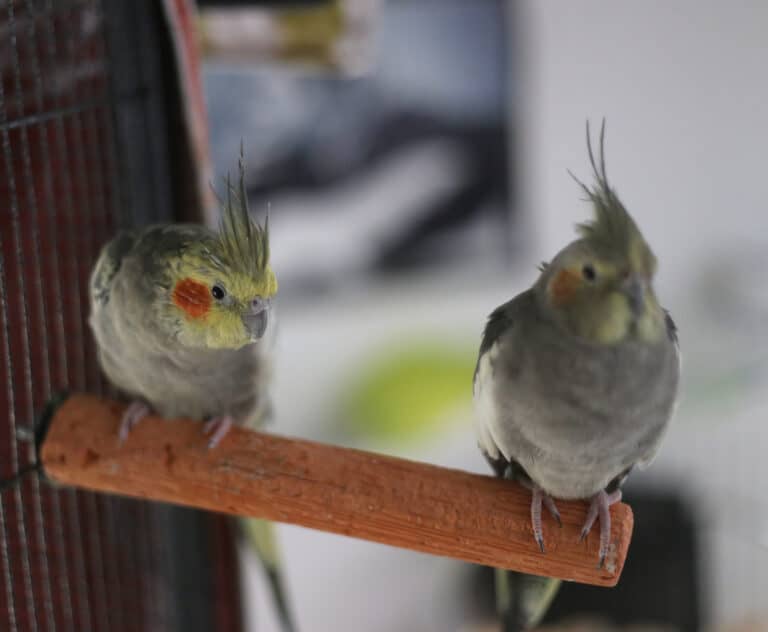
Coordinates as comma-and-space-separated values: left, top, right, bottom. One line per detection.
473, 291, 532, 479
664, 309, 678, 346
474, 293, 549, 484
89, 231, 137, 308
473, 298, 516, 384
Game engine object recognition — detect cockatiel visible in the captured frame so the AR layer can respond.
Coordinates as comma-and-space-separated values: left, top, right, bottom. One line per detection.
88, 151, 296, 632
473, 122, 679, 631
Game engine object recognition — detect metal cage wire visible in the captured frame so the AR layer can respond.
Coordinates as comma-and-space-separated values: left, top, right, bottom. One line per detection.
0, 1, 241, 630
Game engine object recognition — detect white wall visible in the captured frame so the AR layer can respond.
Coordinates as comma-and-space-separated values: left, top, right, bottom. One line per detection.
515, 1, 768, 627
516, 0, 768, 288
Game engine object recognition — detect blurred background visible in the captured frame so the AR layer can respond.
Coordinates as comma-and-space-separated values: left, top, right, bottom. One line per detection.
205, 1, 768, 631
1, 0, 767, 631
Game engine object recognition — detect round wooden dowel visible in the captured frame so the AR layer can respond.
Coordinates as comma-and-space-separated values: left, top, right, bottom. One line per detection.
40, 394, 633, 587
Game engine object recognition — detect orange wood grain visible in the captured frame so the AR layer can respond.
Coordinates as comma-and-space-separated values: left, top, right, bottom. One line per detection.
40, 394, 633, 586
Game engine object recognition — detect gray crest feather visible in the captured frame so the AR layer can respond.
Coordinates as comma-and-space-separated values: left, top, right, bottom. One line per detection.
569, 119, 645, 259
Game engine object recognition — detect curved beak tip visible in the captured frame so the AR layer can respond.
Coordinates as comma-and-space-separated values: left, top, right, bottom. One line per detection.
623, 278, 645, 317
243, 309, 268, 340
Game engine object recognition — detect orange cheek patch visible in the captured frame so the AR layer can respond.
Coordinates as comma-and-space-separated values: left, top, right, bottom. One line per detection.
549, 269, 580, 306
172, 278, 211, 319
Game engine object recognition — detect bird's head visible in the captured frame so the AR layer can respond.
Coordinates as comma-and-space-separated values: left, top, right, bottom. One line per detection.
536, 122, 665, 345
161, 154, 277, 350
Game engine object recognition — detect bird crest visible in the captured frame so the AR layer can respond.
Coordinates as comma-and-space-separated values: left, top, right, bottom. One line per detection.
215, 144, 271, 280
569, 120, 656, 273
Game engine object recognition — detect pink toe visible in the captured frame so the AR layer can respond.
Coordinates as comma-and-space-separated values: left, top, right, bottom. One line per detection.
530, 488, 546, 553
579, 489, 620, 566
543, 495, 561, 525
205, 415, 233, 449
118, 401, 150, 443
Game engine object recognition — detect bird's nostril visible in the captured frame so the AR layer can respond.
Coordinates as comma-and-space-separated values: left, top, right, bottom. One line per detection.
251, 297, 268, 313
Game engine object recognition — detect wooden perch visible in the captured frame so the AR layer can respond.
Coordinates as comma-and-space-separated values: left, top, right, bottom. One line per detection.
39, 394, 633, 587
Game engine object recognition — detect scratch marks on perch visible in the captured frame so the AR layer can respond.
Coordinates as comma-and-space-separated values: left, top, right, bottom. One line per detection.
164, 444, 175, 471
82, 449, 100, 468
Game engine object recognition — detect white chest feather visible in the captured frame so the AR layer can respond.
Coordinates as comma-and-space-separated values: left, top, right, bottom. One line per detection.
473, 343, 503, 460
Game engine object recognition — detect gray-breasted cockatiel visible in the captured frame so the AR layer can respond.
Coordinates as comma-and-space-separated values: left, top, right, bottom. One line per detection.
88, 150, 297, 632
473, 122, 680, 631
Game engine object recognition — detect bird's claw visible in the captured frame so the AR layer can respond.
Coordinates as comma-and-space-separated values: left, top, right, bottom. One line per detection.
530, 486, 561, 554
118, 401, 151, 444
579, 489, 622, 567
203, 415, 233, 449
543, 495, 562, 527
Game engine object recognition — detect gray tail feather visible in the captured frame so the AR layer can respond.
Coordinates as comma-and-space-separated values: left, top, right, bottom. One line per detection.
241, 518, 298, 632
486, 456, 562, 630
496, 568, 524, 632
263, 565, 297, 632
495, 568, 562, 632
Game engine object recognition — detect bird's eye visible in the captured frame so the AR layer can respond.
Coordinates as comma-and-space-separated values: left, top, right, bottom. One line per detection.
211, 284, 226, 300
581, 264, 597, 282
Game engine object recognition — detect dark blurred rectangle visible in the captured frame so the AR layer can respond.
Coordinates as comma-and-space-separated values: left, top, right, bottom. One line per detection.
467, 488, 703, 632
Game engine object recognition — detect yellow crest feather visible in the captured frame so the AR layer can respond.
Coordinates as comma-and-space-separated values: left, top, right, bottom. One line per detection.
216, 144, 271, 281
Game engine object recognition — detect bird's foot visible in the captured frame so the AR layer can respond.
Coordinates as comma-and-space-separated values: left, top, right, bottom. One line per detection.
203, 415, 234, 449
579, 489, 622, 568
529, 485, 561, 553
119, 400, 152, 444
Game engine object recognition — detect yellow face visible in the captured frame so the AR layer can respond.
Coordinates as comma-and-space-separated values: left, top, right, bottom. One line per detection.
544, 242, 664, 344
167, 254, 278, 349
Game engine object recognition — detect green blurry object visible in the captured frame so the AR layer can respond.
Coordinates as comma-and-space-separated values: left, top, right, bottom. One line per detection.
339, 339, 475, 446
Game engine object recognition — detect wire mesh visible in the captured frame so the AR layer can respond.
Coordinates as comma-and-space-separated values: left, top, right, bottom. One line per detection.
0, 1, 242, 630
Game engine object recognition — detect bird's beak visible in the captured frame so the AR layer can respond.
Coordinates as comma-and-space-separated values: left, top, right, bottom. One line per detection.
242, 300, 270, 340
621, 276, 645, 318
